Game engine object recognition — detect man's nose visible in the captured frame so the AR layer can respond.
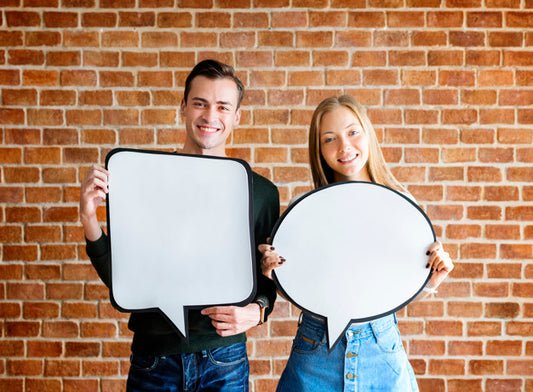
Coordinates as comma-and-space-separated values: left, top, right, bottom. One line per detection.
202, 106, 218, 123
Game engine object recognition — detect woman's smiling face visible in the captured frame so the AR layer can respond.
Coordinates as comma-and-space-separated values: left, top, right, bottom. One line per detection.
319, 106, 371, 183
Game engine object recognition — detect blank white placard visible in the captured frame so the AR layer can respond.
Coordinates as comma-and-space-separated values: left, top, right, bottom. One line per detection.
271, 182, 435, 350
106, 148, 255, 338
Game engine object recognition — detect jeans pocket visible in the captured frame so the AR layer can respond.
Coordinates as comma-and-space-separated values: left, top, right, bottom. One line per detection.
129, 353, 159, 373
292, 328, 324, 355
207, 343, 247, 367
375, 325, 403, 353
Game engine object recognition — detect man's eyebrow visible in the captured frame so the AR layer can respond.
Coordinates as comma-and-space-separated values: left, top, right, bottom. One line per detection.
191, 97, 234, 107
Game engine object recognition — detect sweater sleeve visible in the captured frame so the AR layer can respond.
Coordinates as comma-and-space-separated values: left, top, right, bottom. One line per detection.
85, 231, 112, 288
252, 173, 280, 319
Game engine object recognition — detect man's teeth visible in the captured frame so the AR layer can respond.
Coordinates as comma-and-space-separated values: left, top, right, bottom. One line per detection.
199, 126, 217, 133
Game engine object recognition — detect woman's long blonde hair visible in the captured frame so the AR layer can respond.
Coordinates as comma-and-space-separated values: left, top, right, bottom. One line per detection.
309, 95, 405, 192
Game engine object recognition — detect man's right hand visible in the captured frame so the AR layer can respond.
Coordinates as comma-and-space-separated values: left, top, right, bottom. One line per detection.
80, 165, 109, 241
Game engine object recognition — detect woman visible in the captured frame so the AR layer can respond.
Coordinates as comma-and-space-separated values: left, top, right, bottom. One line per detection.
259, 95, 453, 391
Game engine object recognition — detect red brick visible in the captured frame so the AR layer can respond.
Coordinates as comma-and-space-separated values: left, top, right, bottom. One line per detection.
418, 378, 445, 392
40, 89, 76, 106
45, 359, 80, 377
0, 225, 22, 242
407, 301, 444, 317
507, 360, 533, 375
5, 128, 40, 144
7, 359, 43, 376
448, 341, 483, 356
24, 225, 61, 243
467, 50, 500, 68
270, 10, 306, 28
23, 302, 59, 319
81, 322, 117, 338
448, 301, 483, 318
80, 12, 115, 29
429, 359, 465, 375
485, 302, 520, 318
63, 31, 99, 48
2, 88, 37, 106
0, 187, 24, 203
5, 321, 41, 337
5, 11, 41, 27
0, 108, 24, 124
46, 50, 80, 67
83, 359, 120, 376
410, 340, 446, 355
65, 342, 100, 357
486, 379, 523, 392
0, 31, 23, 46
25, 187, 61, 203
43, 207, 78, 222
374, 31, 409, 47
42, 168, 77, 183
461, 89, 497, 105
27, 340, 63, 358
461, 242, 497, 259
62, 302, 97, 319
467, 321, 501, 336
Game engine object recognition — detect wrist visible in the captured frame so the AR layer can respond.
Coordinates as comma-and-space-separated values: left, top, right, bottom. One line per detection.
254, 299, 268, 325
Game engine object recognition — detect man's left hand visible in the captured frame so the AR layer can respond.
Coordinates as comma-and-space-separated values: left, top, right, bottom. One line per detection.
201, 303, 261, 337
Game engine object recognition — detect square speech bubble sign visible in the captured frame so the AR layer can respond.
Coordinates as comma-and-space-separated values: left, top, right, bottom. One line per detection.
105, 149, 256, 339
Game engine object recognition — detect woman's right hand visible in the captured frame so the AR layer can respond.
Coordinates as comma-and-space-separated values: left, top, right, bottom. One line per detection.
257, 243, 285, 280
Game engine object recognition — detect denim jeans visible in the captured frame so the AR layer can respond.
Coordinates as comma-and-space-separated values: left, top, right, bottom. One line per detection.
277, 313, 419, 392
126, 342, 249, 392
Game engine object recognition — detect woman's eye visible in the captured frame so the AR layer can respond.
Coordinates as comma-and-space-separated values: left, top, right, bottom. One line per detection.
349, 130, 359, 136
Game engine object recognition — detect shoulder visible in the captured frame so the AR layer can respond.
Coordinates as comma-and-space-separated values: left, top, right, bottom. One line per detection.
399, 190, 417, 204
252, 171, 279, 197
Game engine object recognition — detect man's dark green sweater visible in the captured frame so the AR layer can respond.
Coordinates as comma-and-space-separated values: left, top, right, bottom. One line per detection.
86, 171, 279, 355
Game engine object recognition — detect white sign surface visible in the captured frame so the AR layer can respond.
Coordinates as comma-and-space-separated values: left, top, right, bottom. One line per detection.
106, 149, 255, 339
271, 182, 434, 349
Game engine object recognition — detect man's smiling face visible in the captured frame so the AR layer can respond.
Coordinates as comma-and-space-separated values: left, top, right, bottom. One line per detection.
180, 75, 241, 157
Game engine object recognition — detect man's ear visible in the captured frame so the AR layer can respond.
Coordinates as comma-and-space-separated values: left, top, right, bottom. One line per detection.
179, 99, 186, 118
234, 107, 241, 125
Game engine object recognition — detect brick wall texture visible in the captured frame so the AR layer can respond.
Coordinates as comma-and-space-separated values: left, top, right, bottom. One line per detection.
1, 1, 533, 391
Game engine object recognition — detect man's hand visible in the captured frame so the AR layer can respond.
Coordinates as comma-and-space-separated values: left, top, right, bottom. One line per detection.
80, 165, 109, 241
201, 303, 261, 337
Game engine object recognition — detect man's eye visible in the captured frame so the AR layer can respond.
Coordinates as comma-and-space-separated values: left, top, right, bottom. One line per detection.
220, 106, 230, 111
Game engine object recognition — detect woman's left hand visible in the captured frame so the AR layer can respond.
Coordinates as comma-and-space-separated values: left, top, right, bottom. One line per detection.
426, 240, 454, 289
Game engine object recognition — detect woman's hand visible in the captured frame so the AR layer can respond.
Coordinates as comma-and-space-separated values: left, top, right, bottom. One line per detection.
425, 240, 454, 290
257, 242, 285, 280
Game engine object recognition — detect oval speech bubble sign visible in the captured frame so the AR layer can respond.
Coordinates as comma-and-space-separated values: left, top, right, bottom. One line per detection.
271, 182, 434, 350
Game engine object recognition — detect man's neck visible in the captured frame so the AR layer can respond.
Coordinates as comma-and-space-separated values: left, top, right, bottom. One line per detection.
181, 142, 226, 157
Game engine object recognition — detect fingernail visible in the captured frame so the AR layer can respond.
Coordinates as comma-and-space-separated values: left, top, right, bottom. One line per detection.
426, 263, 429, 268
270, 246, 275, 251
426, 251, 430, 256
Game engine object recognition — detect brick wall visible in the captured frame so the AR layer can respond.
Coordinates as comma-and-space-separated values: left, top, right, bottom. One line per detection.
1, 1, 532, 391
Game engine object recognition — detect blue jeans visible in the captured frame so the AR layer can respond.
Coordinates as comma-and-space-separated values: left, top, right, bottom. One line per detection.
126, 342, 249, 392
277, 313, 419, 392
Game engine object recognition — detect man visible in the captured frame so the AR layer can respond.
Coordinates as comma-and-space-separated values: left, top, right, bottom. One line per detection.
79, 60, 279, 391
